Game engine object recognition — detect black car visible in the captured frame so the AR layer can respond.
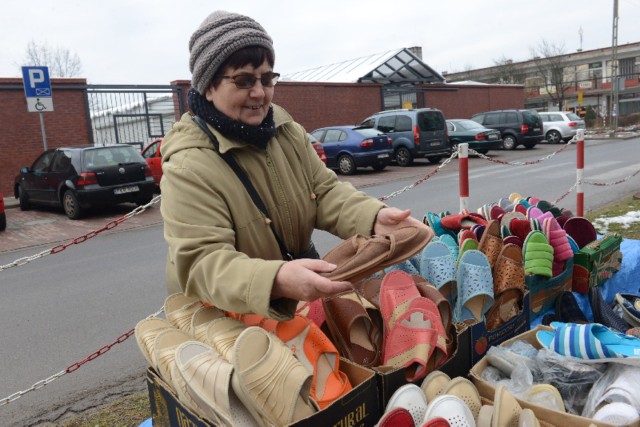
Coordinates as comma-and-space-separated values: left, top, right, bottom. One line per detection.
470, 109, 544, 150
14, 145, 155, 219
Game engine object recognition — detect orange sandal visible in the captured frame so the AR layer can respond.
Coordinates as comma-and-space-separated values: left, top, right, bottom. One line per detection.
237, 313, 352, 409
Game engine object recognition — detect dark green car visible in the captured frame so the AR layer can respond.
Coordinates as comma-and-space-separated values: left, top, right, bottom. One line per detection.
446, 119, 503, 154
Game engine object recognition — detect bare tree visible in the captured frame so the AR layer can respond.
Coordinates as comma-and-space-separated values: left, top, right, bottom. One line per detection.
491, 55, 526, 84
530, 40, 573, 109
22, 40, 83, 77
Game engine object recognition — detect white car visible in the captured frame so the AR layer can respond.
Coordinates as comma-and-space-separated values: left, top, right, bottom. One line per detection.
539, 111, 586, 144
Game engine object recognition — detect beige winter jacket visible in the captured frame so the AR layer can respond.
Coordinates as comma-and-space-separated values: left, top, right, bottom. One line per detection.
160, 105, 385, 320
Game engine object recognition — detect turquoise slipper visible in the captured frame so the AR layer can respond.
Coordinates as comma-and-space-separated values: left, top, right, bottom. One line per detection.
420, 240, 457, 305
454, 250, 494, 323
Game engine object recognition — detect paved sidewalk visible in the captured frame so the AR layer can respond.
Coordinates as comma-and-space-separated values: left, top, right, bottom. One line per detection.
0, 196, 163, 253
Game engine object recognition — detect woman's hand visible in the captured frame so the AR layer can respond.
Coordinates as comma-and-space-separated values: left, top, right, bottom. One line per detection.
272, 259, 352, 301
373, 207, 428, 235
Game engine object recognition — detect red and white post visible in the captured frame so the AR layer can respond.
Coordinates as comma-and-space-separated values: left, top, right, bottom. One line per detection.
459, 143, 469, 212
576, 129, 585, 216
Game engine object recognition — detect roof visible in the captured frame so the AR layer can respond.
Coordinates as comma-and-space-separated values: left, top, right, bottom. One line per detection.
282, 48, 445, 84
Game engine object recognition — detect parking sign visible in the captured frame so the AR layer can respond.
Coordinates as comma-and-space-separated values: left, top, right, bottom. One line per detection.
22, 66, 54, 112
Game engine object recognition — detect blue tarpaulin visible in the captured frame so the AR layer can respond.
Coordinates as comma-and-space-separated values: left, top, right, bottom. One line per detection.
532, 237, 640, 326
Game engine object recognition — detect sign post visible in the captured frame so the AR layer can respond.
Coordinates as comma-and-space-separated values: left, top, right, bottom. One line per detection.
22, 66, 54, 151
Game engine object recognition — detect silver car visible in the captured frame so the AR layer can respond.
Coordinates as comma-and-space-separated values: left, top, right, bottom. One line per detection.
539, 111, 586, 143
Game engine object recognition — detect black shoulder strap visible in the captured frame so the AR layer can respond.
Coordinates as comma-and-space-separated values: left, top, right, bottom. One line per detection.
192, 115, 293, 260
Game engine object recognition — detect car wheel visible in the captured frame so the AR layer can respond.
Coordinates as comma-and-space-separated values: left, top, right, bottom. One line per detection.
0, 212, 5, 231
502, 135, 517, 150
63, 189, 84, 220
18, 185, 30, 211
546, 130, 562, 144
476, 149, 488, 155
372, 163, 386, 171
426, 156, 442, 164
395, 147, 413, 167
337, 154, 356, 175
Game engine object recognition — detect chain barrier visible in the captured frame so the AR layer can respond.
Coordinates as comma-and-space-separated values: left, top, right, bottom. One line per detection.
584, 166, 640, 186
378, 149, 459, 201
0, 195, 162, 272
0, 307, 165, 406
469, 135, 576, 166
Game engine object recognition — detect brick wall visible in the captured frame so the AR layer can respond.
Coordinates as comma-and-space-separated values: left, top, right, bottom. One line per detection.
0, 78, 89, 196
423, 84, 525, 118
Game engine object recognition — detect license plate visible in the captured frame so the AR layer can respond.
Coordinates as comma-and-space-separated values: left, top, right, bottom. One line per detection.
534, 128, 541, 132
377, 153, 389, 159
114, 185, 139, 195
430, 141, 440, 146
488, 134, 498, 140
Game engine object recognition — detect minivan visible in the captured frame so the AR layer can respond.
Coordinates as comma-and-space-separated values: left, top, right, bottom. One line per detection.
470, 109, 544, 150
358, 108, 451, 166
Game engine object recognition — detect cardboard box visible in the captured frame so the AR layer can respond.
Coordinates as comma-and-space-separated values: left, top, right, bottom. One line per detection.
572, 232, 623, 294
373, 324, 471, 409
526, 259, 573, 321
468, 325, 640, 427
466, 291, 531, 366
147, 358, 380, 427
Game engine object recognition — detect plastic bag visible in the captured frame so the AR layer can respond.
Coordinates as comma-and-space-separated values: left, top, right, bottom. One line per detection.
483, 340, 538, 397
582, 364, 640, 419
535, 348, 606, 415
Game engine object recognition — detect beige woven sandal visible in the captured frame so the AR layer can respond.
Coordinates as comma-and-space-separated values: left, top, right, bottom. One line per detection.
231, 326, 318, 426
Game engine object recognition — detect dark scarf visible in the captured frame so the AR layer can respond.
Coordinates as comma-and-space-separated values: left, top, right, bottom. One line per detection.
187, 88, 276, 149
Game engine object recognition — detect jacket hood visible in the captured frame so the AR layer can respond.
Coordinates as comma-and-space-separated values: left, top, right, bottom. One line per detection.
161, 104, 294, 161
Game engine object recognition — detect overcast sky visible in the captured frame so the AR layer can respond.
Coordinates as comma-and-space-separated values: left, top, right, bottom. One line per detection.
2, 0, 640, 85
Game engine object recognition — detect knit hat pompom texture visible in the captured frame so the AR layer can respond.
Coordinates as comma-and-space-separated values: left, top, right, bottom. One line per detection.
189, 10, 274, 95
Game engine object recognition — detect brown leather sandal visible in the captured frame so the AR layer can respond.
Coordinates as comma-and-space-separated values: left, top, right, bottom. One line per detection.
478, 219, 503, 269
322, 225, 433, 282
485, 243, 525, 331
322, 290, 382, 367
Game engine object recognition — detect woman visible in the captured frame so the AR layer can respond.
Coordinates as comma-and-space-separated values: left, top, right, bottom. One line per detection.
161, 10, 428, 320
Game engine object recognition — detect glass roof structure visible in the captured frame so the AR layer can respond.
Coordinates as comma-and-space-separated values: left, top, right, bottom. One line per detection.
282, 48, 445, 84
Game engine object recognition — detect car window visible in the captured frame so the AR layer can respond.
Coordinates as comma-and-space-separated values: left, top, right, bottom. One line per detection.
566, 113, 581, 121
484, 113, 502, 126
310, 130, 324, 141
395, 115, 412, 132
324, 129, 343, 143
505, 112, 518, 123
460, 120, 484, 130
359, 118, 375, 128
447, 122, 455, 132
84, 146, 144, 168
32, 151, 55, 173
522, 111, 540, 125
471, 114, 484, 124
51, 152, 73, 173
377, 116, 396, 133
550, 114, 563, 121
539, 113, 549, 122
142, 141, 160, 159
419, 112, 444, 131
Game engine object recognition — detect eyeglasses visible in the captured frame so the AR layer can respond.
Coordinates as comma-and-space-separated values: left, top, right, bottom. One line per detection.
221, 71, 280, 89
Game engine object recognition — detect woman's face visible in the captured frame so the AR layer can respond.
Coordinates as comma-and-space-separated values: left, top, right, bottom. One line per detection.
205, 60, 275, 126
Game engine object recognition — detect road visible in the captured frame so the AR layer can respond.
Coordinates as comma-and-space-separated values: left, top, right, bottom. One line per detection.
0, 138, 638, 426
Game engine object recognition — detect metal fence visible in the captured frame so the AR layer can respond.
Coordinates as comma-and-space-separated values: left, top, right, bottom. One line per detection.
85, 84, 185, 150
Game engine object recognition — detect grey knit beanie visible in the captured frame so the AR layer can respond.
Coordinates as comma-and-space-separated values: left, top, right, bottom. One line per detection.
189, 10, 274, 95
